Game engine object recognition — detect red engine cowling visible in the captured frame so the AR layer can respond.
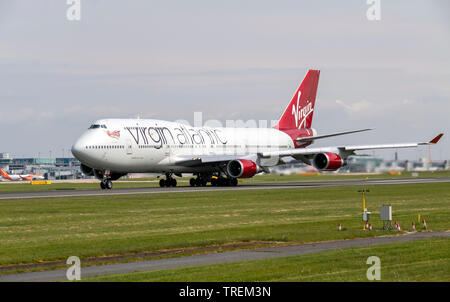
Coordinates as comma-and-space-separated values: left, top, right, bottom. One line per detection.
226, 159, 258, 178
312, 152, 344, 171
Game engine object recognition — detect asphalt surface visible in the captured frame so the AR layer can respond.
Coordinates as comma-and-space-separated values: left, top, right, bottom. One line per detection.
0, 231, 447, 282
0, 177, 449, 200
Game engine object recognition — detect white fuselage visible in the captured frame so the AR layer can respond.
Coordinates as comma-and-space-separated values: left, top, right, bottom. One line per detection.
71, 119, 298, 174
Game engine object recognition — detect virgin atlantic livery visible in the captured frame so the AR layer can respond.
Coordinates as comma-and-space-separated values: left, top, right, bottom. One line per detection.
0, 169, 44, 181
71, 70, 444, 190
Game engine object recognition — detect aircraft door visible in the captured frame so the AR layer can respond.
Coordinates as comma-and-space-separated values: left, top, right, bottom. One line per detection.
126, 139, 133, 155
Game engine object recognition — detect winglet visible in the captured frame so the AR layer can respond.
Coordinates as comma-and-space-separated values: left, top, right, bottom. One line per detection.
429, 133, 444, 144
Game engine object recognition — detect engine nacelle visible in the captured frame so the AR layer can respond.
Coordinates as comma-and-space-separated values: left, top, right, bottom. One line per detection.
313, 152, 345, 171
80, 164, 94, 176
226, 159, 258, 178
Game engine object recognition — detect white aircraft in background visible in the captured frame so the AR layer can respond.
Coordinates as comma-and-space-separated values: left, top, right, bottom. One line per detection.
71, 70, 444, 190
0, 168, 44, 181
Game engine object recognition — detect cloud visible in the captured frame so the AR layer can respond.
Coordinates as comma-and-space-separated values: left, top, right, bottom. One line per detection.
335, 99, 373, 113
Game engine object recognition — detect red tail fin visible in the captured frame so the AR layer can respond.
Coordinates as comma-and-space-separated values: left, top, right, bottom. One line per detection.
275, 70, 320, 130
0, 169, 11, 180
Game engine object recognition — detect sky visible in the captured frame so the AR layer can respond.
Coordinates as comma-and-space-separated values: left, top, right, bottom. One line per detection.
0, 0, 449, 161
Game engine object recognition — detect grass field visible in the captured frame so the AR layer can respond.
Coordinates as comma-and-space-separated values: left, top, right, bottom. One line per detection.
84, 237, 450, 282
0, 170, 449, 193
0, 182, 449, 276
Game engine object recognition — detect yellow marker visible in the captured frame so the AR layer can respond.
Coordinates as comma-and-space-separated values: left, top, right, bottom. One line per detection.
30, 181, 51, 185
358, 189, 370, 231
363, 194, 366, 214
418, 214, 421, 223
362, 192, 366, 231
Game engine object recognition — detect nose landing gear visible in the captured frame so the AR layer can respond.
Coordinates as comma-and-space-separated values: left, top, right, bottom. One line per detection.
100, 178, 113, 190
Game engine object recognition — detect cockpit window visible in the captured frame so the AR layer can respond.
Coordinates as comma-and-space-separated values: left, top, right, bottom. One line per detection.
89, 124, 107, 129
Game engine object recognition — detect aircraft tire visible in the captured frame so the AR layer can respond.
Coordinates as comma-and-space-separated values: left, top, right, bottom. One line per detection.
105, 179, 113, 190
189, 178, 196, 187
159, 179, 166, 187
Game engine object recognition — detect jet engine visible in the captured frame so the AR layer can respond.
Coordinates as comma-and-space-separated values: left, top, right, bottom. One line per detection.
312, 152, 345, 171
226, 159, 258, 178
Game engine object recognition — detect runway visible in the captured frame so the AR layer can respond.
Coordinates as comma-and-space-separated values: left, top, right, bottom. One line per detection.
0, 231, 447, 282
0, 177, 449, 200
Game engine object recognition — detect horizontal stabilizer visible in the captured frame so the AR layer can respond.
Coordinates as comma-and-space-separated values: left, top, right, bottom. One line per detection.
296, 128, 373, 143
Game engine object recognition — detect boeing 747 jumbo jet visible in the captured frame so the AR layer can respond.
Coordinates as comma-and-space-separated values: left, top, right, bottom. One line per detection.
71, 70, 443, 190
0, 169, 44, 181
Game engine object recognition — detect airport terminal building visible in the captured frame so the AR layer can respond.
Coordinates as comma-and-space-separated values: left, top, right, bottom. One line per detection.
1, 153, 83, 180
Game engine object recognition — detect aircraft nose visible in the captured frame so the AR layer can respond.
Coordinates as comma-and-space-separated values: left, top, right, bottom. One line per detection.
71, 139, 84, 160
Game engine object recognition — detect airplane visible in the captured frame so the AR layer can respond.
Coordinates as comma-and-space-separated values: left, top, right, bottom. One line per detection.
71, 70, 444, 190
0, 168, 45, 181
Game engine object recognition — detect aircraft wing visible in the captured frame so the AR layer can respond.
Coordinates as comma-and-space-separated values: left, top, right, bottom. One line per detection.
169, 133, 443, 167
261, 133, 444, 159
342, 133, 444, 151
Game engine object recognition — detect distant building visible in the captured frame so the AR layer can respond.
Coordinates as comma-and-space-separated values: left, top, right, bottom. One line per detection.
3, 155, 83, 180
0, 153, 12, 171
343, 157, 384, 172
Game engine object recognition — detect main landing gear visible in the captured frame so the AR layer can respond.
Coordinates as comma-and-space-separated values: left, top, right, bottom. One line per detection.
100, 178, 112, 190
159, 174, 177, 187
189, 176, 208, 187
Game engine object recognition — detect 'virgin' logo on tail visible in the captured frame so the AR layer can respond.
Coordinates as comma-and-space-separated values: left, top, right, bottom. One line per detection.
291, 91, 313, 129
